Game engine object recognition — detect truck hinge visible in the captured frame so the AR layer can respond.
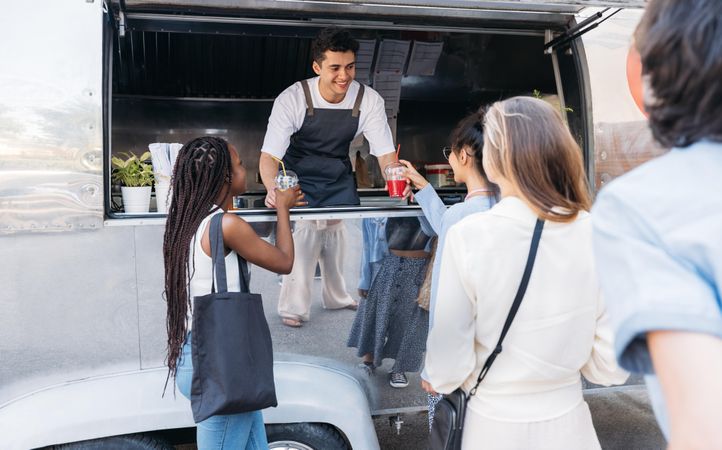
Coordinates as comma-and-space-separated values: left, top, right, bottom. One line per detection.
544, 7, 622, 55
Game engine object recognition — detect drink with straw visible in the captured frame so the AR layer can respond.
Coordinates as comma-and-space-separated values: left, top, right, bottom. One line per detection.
385, 162, 406, 198
272, 157, 298, 190
384, 144, 405, 198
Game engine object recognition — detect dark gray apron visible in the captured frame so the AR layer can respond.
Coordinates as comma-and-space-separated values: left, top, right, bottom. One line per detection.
282, 79, 365, 207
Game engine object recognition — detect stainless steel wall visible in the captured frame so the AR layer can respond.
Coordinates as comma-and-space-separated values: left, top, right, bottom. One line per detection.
0, 1, 104, 235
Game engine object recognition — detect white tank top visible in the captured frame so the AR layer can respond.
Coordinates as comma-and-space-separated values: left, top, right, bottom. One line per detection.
187, 209, 241, 329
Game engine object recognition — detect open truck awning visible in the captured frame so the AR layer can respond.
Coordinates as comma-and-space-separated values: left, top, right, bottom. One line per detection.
118, 0, 647, 14
113, 1, 647, 29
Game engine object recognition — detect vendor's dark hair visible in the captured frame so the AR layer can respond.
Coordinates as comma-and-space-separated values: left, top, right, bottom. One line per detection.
311, 27, 359, 64
635, 0, 722, 147
162, 136, 232, 392
450, 110, 499, 198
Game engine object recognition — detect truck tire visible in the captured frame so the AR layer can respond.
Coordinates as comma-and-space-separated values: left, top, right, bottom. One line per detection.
267, 423, 350, 450
51, 433, 174, 450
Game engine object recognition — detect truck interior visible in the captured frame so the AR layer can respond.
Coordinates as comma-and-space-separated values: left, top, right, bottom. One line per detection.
105, 1, 594, 218
99, 1, 637, 417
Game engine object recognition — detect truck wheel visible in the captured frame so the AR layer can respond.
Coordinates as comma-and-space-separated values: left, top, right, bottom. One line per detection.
51, 433, 174, 450
267, 423, 349, 450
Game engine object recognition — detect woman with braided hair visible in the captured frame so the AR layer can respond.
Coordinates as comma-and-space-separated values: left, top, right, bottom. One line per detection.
163, 136, 304, 449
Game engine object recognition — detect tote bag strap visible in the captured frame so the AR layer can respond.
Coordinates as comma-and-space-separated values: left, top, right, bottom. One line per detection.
468, 218, 545, 397
209, 212, 252, 294
236, 254, 251, 293
209, 213, 229, 294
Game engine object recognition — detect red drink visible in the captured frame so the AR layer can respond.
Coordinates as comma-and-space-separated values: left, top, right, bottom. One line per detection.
387, 179, 406, 198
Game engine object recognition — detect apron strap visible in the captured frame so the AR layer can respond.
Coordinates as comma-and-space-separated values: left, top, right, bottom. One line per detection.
352, 83, 365, 118
301, 79, 314, 117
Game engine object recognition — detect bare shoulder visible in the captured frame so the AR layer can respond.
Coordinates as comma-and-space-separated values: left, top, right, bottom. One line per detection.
220, 212, 253, 234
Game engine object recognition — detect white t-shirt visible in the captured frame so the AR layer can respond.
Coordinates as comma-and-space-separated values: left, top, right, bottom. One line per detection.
260, 77, 395, 159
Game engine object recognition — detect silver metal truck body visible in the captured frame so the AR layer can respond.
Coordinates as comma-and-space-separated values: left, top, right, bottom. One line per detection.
0, 1, 653, 448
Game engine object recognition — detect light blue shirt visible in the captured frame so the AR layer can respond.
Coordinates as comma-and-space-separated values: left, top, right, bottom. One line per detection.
358, 218, 389, 291
358, 216, 435, 291
592, 140, 722, 437
415, 184, 497, 329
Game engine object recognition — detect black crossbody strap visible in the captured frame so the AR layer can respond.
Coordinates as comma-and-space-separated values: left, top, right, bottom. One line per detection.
468, 218, 545, 397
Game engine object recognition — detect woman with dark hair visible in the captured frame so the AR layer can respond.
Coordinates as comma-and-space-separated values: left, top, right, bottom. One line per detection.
425, 97, 627, 449
398, 110, 498, 425
593, 1, 722, 447
163, 136, 304, 449
401, 111, 498, 324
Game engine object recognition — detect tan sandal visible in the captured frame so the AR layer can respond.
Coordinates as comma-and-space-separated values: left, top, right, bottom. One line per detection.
282, 318, 303, 328
343, 301, 359, 311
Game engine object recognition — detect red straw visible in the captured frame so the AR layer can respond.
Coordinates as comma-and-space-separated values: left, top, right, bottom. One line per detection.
396, 144, 401, 161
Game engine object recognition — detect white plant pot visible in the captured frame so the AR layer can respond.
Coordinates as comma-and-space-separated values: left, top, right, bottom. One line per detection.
121, 186, 152, 213
155, 181, 172, 213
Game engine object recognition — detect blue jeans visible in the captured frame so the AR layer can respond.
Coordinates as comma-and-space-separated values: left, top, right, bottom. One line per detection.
177, 333, 270, 450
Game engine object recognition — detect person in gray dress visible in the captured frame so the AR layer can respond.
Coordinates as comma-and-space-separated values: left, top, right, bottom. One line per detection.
348, 217, 433, 388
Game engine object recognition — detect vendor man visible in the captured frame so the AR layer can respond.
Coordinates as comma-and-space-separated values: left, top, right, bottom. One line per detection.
259, 27, 397, 327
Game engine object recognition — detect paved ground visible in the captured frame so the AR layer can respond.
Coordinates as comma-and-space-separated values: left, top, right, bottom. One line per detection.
373, 386, 666, 450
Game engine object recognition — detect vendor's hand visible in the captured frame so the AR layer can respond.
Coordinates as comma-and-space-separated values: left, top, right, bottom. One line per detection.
274, 185, 306, 210
403, 182, 415, 201
421, 380, 438, 396
399, 160, 429, 190
264, 187, 277, 208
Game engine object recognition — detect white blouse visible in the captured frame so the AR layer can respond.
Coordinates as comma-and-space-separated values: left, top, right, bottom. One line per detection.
425, 196, 628, 422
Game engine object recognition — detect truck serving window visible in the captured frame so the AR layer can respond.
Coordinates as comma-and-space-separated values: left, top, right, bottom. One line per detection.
104, 3, 589, 220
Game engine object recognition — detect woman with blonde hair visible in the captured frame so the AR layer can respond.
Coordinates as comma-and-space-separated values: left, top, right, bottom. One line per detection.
424, 96, 627, 449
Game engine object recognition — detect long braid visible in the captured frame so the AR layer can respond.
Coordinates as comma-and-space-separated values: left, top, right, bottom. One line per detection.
162, 136, 232, 393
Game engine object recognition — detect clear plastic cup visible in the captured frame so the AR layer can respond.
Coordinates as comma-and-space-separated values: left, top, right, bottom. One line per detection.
274, 170, 298, 191
384, 162, 406, 198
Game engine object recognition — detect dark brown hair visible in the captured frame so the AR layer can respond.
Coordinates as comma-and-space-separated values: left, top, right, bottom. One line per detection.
311, 27, 359, 64
635, 0, 722, 147
162, 136, 232, 392
483, 96, 591, 222
449, 110, 499, 198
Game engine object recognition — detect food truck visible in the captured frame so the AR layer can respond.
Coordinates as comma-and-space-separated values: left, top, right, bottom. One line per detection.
0, 0, 656, 448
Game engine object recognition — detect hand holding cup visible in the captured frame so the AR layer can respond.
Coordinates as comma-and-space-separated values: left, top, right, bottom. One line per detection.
384, 162, 407, 198
275, 185, 306, 210
273, 169, 306, 209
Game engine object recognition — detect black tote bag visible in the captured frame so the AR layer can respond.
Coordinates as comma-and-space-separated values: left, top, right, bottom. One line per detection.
190, 212, 277, 423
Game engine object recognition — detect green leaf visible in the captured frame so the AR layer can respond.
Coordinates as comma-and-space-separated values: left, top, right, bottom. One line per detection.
111, 151, 155, 187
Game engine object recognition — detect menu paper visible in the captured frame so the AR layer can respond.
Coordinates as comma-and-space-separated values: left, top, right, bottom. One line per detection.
375, 39, 411, 74
355, 39, 377, 85
373, 73, 403, 118
406, 41, 444, 76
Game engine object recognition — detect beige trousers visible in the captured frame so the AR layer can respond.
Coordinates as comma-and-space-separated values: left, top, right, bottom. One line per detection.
278, 220, 355, 322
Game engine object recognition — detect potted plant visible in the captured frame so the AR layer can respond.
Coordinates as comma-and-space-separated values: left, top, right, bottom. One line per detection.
111, 151, 154, 213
